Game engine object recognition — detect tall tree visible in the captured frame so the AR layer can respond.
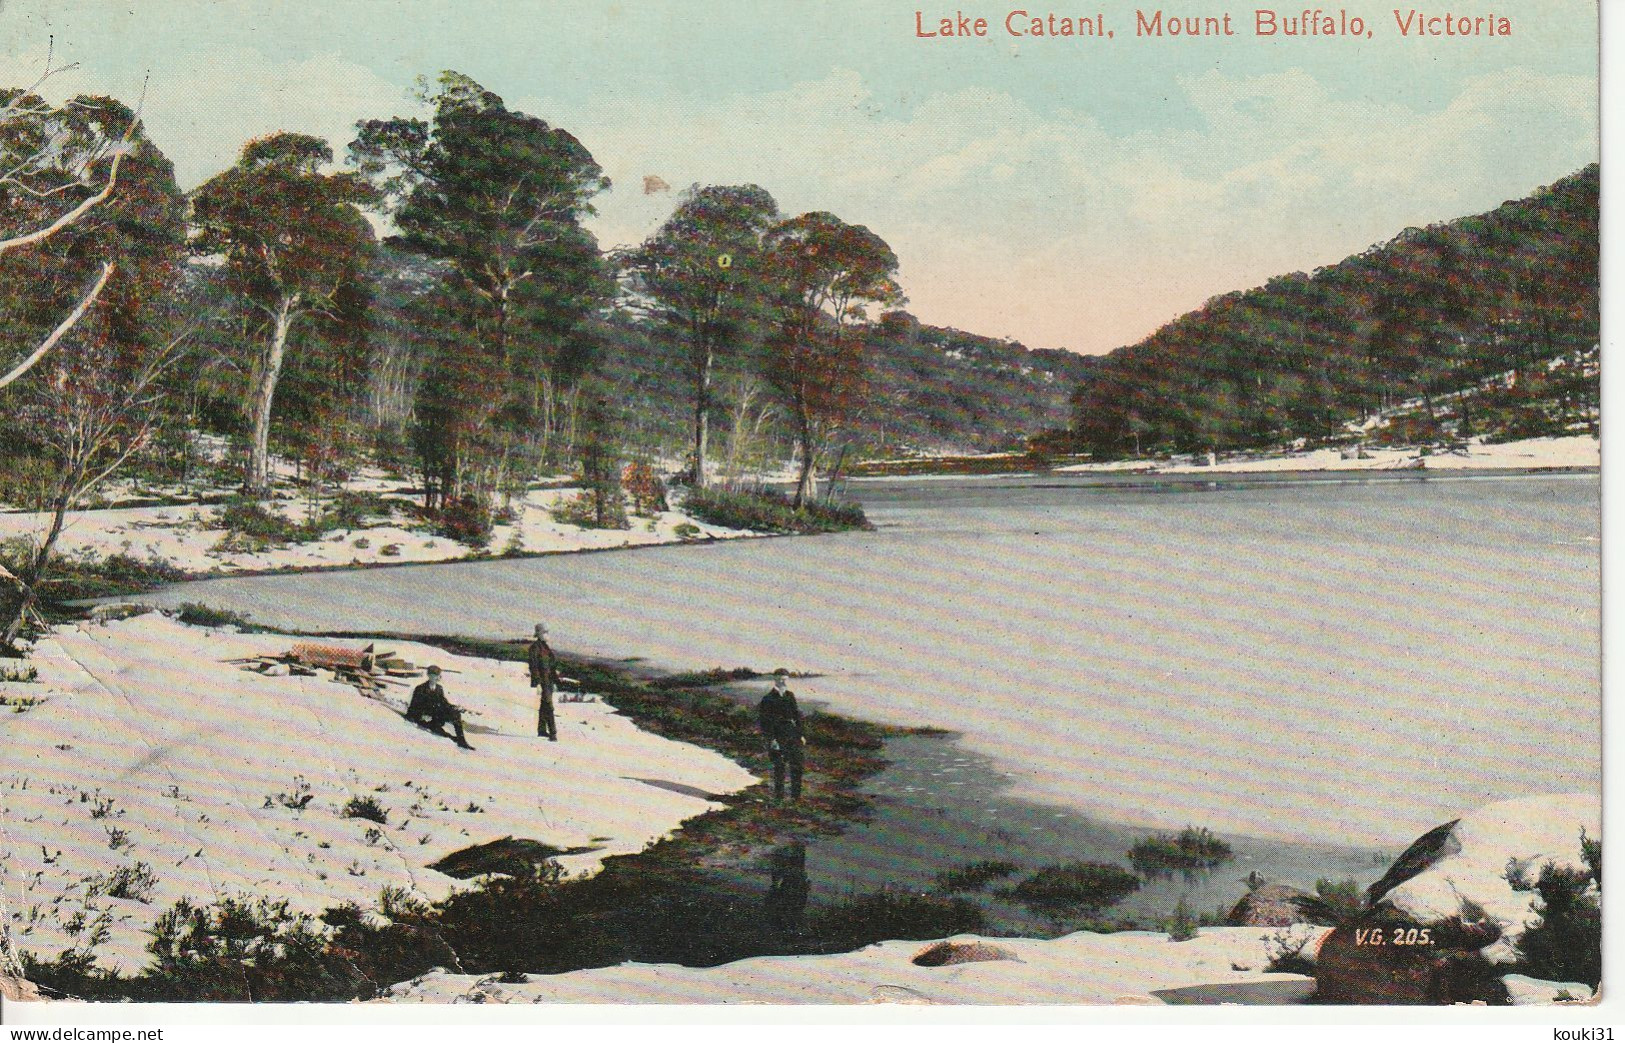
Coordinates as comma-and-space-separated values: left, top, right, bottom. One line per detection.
628, 184, 779, 488
762, 212, 902, 506
350, 71, 610, 504
0, 99, 187, 649
0, 58, 138, 390
190, 132, 376, 495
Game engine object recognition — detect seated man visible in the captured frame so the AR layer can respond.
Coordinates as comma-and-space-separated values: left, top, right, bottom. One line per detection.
406, 665, 472, 749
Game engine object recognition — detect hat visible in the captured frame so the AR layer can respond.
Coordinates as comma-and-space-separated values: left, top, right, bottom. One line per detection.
773, 668, 789, 678
427, 665, 442, 676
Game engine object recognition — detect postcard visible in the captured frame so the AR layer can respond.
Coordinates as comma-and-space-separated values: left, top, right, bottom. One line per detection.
0, 0, 1604, 1023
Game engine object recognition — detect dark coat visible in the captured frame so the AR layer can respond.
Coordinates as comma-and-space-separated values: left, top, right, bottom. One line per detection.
528, 639, 557, 695
758, 687, 803, 745
407, 680, 455, 722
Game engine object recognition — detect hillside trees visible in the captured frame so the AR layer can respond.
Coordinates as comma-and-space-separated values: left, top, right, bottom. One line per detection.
350, 72, 610, 512
762, 212, 902, 505
1070, 166, 1599, 459
190, 133, 376, 496
0, 97, 187, 649
627, 184, 779, 488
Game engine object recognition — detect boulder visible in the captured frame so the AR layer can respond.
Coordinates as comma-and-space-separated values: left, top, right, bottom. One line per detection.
1313, 794, 1599, 1005
1, 972, 42, 1002
1227, 884, 1313, 927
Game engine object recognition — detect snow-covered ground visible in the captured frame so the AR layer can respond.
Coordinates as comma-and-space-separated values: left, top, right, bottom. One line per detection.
382, 926, 1324, 1005
0, 613, 756, 975
1054, 435, 1598, 477
0, 477, 754, 578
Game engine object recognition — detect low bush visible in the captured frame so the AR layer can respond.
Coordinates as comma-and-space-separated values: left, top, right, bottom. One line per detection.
176, 603, 253, 629
423, 495, 494, 548
1165, 898, 1200, 941
1128, 826, 1234, 873
1001, 861, 1140, 912
94, 861, 158, 903
812, 887, 984, 953
1509, 832, 1601, 988
28, 547, 189, 601
551, 490, 630, 530
216, 497, 304, 548
622, 461, 668, 516
934, 859, 1019, 894
342, 796, 389, 825
682, 485, 870, 534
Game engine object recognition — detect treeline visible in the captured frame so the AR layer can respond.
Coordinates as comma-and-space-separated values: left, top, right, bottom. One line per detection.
0, 67, 933, 647
1069, 166, 1599, 458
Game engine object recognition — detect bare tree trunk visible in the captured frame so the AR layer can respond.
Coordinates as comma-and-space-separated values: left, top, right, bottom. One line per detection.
246, 295, 298, 496
692, 344, 714, 489
1, 491, 71, 651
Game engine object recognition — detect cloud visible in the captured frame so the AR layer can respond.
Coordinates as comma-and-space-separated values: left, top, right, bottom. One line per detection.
558, 65, 1594, 350
0, 44, 1594, 352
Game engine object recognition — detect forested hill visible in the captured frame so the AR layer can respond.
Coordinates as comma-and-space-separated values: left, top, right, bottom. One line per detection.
594, 310, 1096, 457
1069, 165, 1599, 458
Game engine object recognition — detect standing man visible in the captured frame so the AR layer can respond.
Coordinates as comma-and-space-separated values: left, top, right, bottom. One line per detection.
406, 666, 473, 750
758, 668, 805, 801
529, 622, 559, 741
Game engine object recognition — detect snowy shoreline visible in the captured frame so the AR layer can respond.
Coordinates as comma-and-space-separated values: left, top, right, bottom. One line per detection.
0, 613, 756, 976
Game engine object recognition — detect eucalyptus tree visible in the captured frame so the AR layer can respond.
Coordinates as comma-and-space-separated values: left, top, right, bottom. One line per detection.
0, 97, 187, 649
350, 72, 610, 506
628, 184, 779, 488
190, 133, 376, 496
0, 56, 139, 391
762, 212, 902, 506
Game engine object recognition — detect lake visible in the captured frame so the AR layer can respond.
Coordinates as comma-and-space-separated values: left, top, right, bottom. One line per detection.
135, 470, 1601, 851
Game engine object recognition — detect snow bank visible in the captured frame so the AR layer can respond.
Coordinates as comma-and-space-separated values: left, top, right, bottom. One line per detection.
0, 484, 753, 578
1053, 435, 1598, 476
0, 614, 755, 974
381, 926, 1321, 1005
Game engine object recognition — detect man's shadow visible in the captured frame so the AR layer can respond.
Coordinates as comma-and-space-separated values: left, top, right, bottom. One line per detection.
765, 841, 810, 935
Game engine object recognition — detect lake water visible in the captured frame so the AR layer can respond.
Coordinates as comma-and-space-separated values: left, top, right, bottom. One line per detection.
136, 471, 1601, 850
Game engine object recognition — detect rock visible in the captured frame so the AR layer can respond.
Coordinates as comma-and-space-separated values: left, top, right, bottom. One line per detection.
1313, 905, 1508, 1005
912, 940, 1018, 967
1314, 794, 1599, 1005
1227, 885, 1314, 927
1, 972, 42, 1001
1376, 793, 1598, 963
1501, 974, 1593, 1006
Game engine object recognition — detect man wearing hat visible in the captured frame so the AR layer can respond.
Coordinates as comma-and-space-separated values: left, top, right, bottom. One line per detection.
406, 665, 473, 750
758, 669, 805, 801
528, 622, 559, 741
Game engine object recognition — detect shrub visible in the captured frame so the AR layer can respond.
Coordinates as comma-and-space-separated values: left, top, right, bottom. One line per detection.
28, 547, 189, 601
1128, 826, 1234, 873
934, 859, 1019, 894
342, 796, 389, 825
551, 490, 629, 530
812, 888, 984, 952
1310, 877, 1365, 924
176, 603, 253, 629
96, 861, 158, 903
1510, 834, 1601, 988
672, 522, 703, 540
622, 461, 668, 516
145, 895, 368, 1001
682, 485, 870, 534
426, 495, 494, 549
1002, 861, 1140, 912
0, 662, 38, 683
1165, 898, 1200, 942
216, 497, 304, 547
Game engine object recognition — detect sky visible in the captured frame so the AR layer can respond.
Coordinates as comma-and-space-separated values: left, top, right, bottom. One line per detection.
0, 0, 1599, 353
